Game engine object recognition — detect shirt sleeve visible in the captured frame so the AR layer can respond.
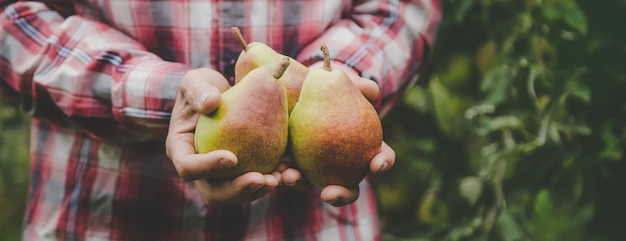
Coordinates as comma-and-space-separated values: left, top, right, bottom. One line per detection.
0, 2, 192, 142
296, 0, 442, 115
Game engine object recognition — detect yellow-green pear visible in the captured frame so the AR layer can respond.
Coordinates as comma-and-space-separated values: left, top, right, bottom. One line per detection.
231, 27, 309, 113
194, 58, 290, 180
288, 44, 383, 188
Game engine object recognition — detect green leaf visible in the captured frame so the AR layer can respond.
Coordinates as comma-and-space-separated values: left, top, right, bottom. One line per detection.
429, 77, 472, 136
600, 121, 624, 160
516, 12, 534, 36
534, 189, 553, 215
415, 138, 437, 153
544, 0, 588, 35
480, 65, 514, 105
569, 82, 591, 103
553, 122, 592, 136
454, 0, 478, 22
497, 210, 526, 241
487, 115, 523, 131
459, 176, 483, 205
404, 86, 431, 113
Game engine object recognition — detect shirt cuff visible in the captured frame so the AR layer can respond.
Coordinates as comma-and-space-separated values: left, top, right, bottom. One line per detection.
113, 59, 192, 127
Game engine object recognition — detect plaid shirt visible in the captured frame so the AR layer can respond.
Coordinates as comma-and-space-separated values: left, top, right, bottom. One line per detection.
0, 0, 441, 240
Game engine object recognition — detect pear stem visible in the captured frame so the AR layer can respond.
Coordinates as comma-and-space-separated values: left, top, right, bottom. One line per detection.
272, 57, 291, 79
231, 27, 248, 51
320, 44, 332, 71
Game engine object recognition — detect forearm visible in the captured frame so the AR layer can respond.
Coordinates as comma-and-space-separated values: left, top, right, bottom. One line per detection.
0, 2, 191, 142
296, 0, 442, 115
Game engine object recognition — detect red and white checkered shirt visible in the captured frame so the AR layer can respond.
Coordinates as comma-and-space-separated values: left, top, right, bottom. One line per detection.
0, 0, 441, 240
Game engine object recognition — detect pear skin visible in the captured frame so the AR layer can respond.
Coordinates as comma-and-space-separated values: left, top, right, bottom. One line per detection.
278, 60, 308, 113
231, 27, 308, 113
288, 45, 383, 188
194, 58, 290, 180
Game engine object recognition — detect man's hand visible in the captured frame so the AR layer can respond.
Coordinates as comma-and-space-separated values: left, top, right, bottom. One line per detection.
281, 142, 395, 206
165, 68, 281, 206
281, 63, 396, 206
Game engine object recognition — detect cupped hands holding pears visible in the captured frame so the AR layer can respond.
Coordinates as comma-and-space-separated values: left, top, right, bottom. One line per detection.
166, 27, 395, 207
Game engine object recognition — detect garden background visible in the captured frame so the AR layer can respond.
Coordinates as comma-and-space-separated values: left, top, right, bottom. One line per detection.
1, 0, 625, 240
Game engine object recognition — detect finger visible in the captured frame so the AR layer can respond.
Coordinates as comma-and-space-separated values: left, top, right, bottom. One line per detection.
353, 77, 380, 102
257, 173, 280, 195
370, 141, 396, 174
342, 69, 379, 102
173, 149, 238, 181
281, 168, 312, 190
166, 92, 235, 181
182, 83, 222, 115
320, 185, 360, 207
180, 69, 230, 114
199, 172, 280, 205
185, 68, 231, 92
270, 169, 283, 185
275, 162, 289, 172
197, 172, 266, 206
243, 174, 280, 202
165, 94, 199, 161
240, 174, 278, 202
281, 168, 300, 186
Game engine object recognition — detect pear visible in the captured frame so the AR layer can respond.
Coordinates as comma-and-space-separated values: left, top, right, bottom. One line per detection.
231, 27, 308, 113
288, 44, 383, 188
194, 58, 290, 180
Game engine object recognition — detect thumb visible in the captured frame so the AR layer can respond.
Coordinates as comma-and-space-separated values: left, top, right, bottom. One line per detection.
180, 68, 231, 114
343, 70, 379, 102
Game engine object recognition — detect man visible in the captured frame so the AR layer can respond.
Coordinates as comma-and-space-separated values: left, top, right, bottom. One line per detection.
0, 0, 441, 240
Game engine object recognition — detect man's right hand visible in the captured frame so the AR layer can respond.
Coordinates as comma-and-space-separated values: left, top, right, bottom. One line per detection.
165, 68, 281, 206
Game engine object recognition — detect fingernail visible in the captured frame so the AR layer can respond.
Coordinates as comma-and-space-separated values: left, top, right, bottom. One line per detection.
248, 183, 264, 192
377, 161, 388, 173
328, 197, 343, 206
217, 158, 235, 169
287, 179, 299, 187
197, 91, 214, 107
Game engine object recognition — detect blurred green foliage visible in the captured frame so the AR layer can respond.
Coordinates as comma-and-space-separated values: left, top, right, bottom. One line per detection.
0, 99, 30, 240
373, 0, 626, 240
1, 0, 625, 240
